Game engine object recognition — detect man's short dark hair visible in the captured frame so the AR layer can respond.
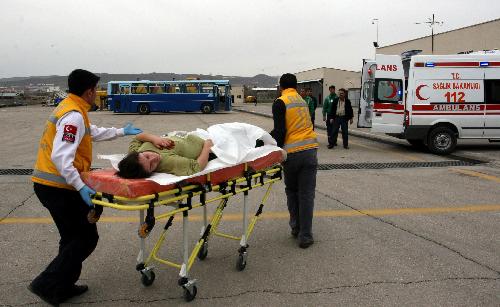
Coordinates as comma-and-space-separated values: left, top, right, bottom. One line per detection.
116, 152, 152, 179
279, 73, 297, 89
339, 88, 348, 94
329, 85, 336, 90
68, 69, 100, 96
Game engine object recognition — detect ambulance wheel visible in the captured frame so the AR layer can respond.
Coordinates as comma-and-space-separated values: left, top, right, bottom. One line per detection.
201, 103, 213, 114
428, 127, 456, 155
197, 244, 208, 260
141, 271, 155, 287
183, 285, 197, 302
138, 103, 150, 115
236, 254, 247, 271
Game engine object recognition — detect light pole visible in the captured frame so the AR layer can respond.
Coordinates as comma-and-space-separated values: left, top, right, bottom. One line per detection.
371, 18, 379, 47
415, 14, 443, 54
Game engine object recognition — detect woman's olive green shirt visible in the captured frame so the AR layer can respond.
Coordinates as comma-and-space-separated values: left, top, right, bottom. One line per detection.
129, 134, 204, 176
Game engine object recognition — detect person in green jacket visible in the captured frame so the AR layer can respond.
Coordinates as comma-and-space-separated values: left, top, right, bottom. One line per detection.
117, 132, 214, 178
304, 88, 317, 129
322, 85, 337, 148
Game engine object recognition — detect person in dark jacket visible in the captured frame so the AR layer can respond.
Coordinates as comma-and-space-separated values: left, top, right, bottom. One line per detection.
328, 88, 353, 149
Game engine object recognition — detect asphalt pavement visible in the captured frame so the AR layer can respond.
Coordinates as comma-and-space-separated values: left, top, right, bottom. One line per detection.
0, 104, 498, 306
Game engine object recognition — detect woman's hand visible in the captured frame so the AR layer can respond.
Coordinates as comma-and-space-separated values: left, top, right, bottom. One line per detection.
152, 136, 174, 149
204, 139, 214, 148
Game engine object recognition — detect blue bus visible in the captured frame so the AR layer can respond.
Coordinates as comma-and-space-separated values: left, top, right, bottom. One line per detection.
107, 80, 232, 114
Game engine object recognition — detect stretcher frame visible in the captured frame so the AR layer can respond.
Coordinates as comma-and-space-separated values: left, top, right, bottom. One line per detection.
88, 164, 283, 301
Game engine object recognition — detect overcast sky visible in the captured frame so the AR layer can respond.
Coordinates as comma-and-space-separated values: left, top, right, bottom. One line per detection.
1, 0, 498, 78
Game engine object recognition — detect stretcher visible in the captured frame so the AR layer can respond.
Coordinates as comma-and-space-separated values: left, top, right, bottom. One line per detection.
81, 150, 283, 301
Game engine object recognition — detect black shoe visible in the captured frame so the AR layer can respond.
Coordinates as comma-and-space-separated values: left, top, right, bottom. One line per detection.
343, 145, 349, 149
291, 228, 299, 238
327, 144, 333, 149
299, 238, 314, 249
28, 283, 60, 306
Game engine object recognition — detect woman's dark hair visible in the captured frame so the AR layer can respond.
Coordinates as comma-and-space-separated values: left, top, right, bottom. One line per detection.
68, 69, 100, 96
116, 152, 151, 179
279, 73, 297, 89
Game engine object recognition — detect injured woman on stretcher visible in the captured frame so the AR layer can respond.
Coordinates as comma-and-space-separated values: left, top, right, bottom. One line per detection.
100, 123, 285, 186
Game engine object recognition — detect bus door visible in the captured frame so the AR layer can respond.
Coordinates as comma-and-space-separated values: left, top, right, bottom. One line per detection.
357, 60, 375, 128
224, 86, 232, 111
372, 55, 405, 134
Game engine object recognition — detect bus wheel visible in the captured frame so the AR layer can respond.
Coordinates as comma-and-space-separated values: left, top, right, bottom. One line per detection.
138, 103, 150, 115
428, 127, 456, 155
201, 103, 213, 114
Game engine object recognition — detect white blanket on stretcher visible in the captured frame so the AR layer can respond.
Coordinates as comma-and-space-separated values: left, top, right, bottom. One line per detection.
98, 122, 285, 185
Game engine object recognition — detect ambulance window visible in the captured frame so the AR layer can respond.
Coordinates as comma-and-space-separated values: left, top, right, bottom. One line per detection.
485, 80, 500, 104
375, 79, 403, 103
362, 80, 374, 101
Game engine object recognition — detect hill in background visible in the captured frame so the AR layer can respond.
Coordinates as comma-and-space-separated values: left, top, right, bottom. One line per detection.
0, 73, 279, 89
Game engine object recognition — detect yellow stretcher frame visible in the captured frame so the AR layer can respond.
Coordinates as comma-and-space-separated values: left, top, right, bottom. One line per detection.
88, 164, 283, 302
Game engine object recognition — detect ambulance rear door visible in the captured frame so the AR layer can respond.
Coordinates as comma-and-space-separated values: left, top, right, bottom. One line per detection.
357, 60, 375, 128
372, 55, 405, 134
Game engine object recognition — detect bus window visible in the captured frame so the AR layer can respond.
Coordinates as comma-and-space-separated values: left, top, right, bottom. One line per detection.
111, 84, 120, 94
132, 83, 148, 94
150, 83, 165, 94
120, 85, 131, 94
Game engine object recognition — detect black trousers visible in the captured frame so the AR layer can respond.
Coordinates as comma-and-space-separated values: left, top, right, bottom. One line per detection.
326, 115, 334, 146
283, 149, 318, 241
332, 116, 349, 147
32, 183, 98, 299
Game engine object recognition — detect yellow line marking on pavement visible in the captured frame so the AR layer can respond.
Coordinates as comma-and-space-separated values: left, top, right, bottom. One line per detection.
2, 205, 499, 225
451, 168, 500, 183
315, 132, 425, 162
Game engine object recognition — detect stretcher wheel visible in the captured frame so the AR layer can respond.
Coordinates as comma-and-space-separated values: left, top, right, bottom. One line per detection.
236, 254, 247, 271
138, 222, 151, 238
183, 285, 197, 302
197, 244, 208, 260
87, 205, 103, 224
141, 271, 155, 287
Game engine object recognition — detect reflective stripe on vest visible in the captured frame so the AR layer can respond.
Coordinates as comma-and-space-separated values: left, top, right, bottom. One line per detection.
32, 169, 68, 185
279, 88, 319, 154
283, 138, 319, 151
48, 115, 91, 135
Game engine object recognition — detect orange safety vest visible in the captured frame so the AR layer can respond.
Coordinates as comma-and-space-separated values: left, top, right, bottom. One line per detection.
32, 94, 92, 190
279, 88, 319, 154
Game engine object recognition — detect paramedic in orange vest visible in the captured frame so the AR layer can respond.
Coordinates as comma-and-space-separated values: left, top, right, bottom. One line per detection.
271, 73, 319, 249
29, 69, 142, 305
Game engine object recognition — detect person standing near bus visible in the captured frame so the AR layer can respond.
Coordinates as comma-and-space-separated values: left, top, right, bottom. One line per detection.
271, 73, 318, 249
29, 69, 143, 305
323, 85, 337, 148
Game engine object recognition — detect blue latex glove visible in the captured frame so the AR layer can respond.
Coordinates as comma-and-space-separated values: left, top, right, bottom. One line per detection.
123, 123, 143, 135
79, 185, 96, 208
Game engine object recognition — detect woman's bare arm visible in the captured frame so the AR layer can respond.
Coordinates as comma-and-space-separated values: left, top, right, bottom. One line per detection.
196, 139, 213, 170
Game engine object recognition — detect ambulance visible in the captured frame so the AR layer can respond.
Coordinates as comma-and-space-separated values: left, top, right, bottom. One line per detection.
358, 51, 500, 154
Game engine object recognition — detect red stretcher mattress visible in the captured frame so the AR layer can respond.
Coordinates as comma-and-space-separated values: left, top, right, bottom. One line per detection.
82, 151, 283, 199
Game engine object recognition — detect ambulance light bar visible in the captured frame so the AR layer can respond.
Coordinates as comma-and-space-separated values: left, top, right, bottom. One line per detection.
425, 62, 435, 67
480, 62, 489, 67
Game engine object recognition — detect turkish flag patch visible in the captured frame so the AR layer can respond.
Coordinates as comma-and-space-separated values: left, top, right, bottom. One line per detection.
62, 124, 77, 143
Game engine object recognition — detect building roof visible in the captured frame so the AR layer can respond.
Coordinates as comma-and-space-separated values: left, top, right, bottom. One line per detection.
379, 18, 500, 49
